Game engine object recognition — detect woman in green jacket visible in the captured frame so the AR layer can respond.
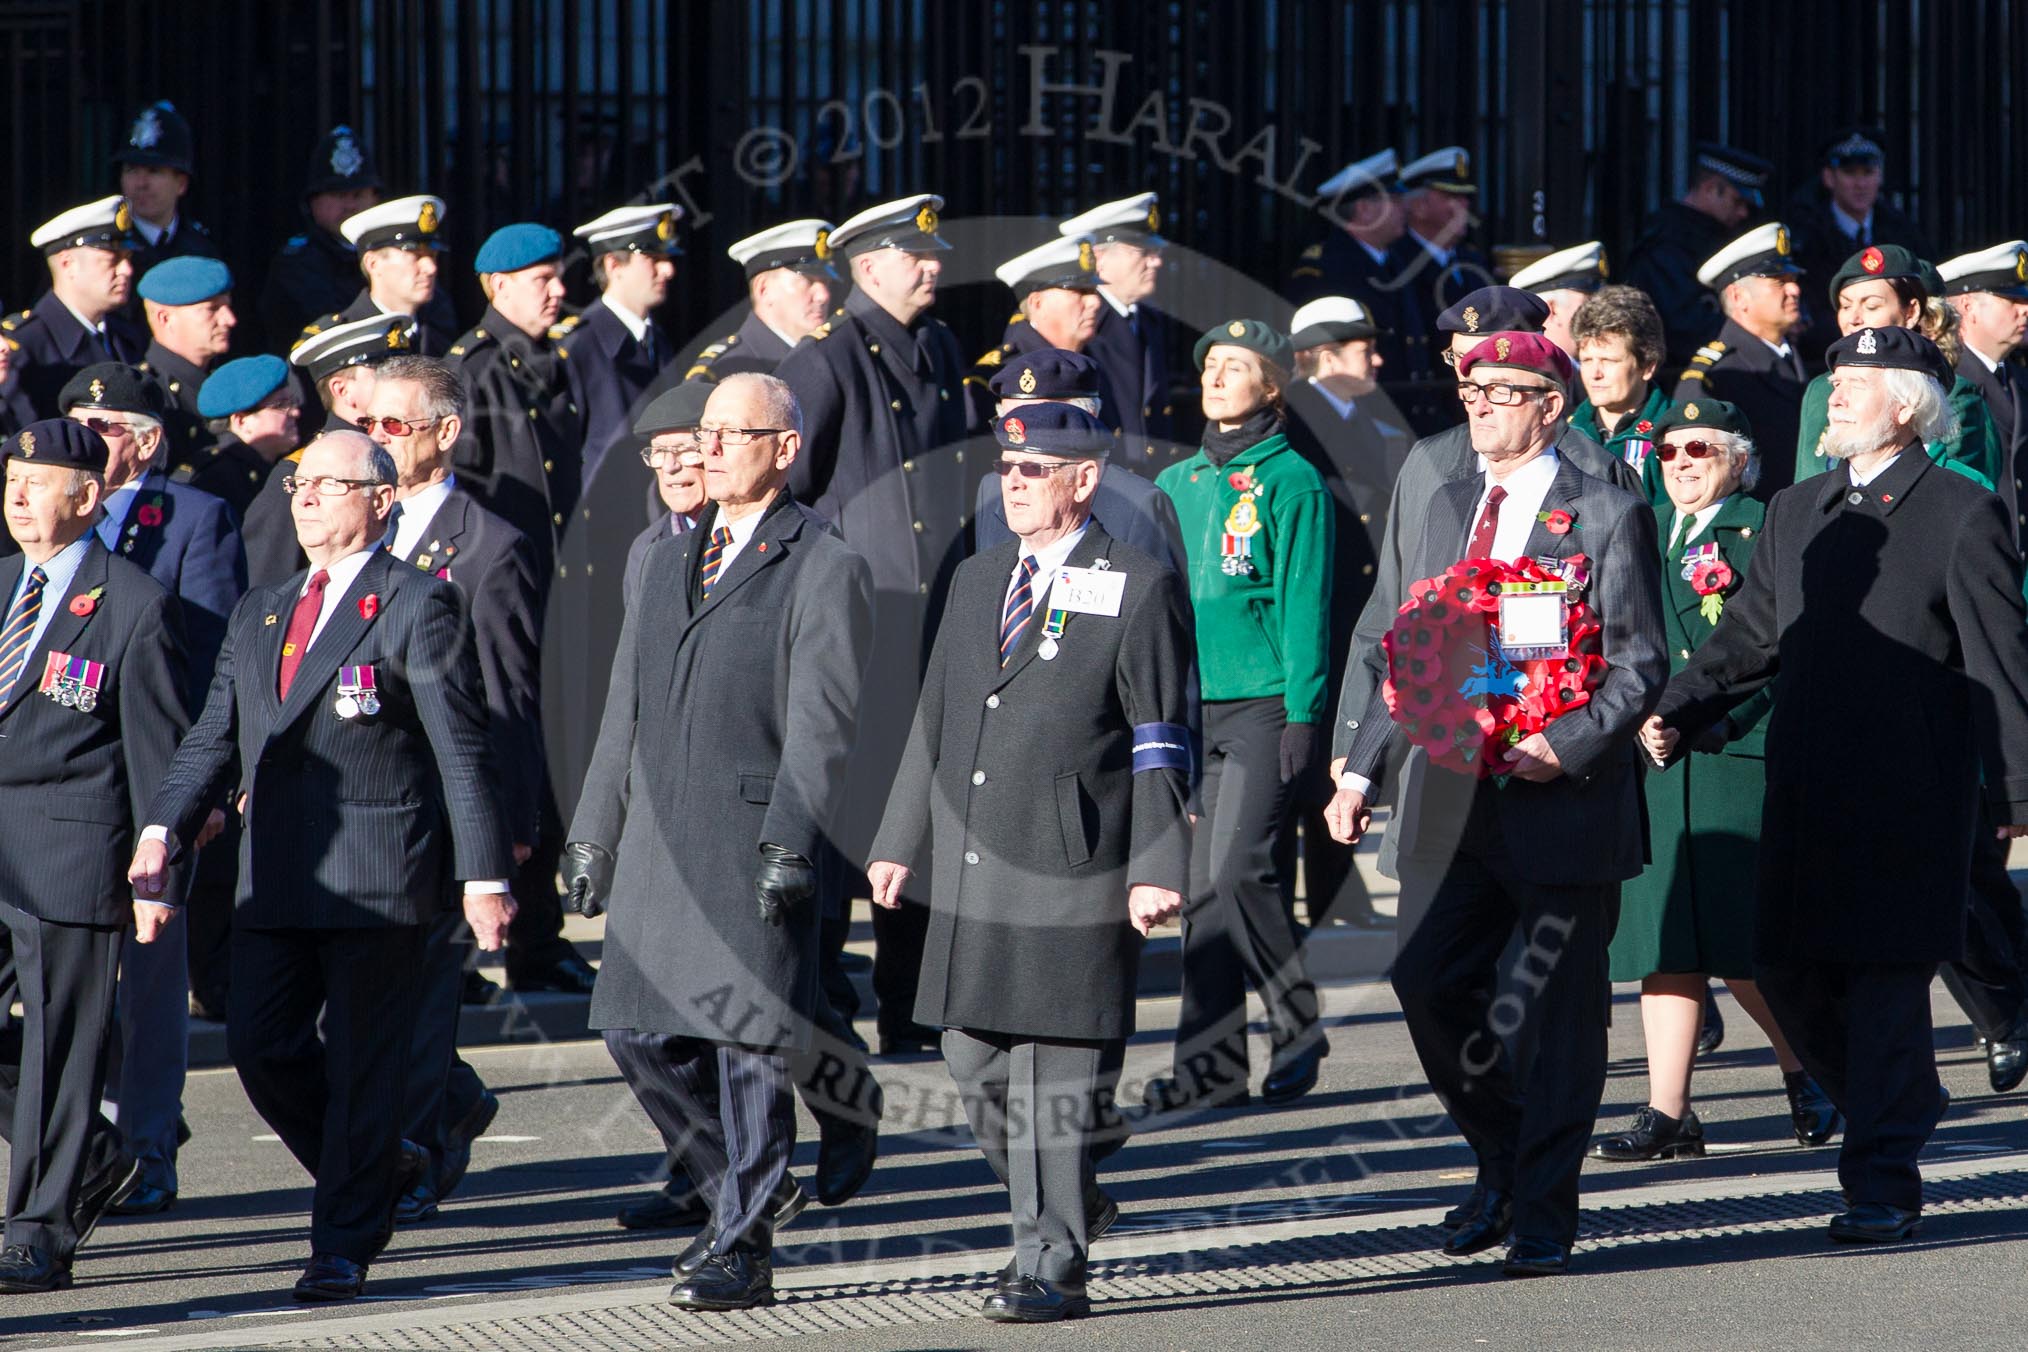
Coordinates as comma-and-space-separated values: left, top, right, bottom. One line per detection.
1566, 284, 1673, 509
1591, 399, 1839, 1162
1147, 319, 1333, 1111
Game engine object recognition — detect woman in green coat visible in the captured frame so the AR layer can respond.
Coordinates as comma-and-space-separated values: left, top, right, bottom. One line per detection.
1590, 399, 1840, 1162
1564, 284, 1674, 511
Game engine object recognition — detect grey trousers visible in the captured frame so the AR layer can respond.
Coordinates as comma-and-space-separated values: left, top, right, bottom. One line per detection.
943, 1028, 1111, 1286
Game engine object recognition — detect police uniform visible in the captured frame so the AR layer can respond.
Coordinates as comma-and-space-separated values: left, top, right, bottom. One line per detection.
5, 197, 148, 419
447, 224, 585, 577
1790, 129, 1935, 367
111, 103, 221, 302
258, 126, 382, 350
566, 203, 682, 486
964, 235, 1121, 434
134, 256, 237, 470
1940, 242, 2028, 539
1671, 223, 1808, 499
1059, 194, 1178, 470
1625, 142, 1772, 369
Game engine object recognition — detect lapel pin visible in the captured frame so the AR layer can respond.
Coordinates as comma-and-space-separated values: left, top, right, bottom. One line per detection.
757, 542, 768, 553
264, 615, 277, 625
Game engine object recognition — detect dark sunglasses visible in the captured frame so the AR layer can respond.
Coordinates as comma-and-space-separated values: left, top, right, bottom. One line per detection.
993, 457, 1076, 478
1656, 440, 1724, 462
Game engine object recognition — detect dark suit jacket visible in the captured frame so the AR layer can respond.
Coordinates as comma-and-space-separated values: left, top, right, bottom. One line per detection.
565, 297, 671, 490
622, 510, 682, 601
239, 449, 306, 588
106, 468, 248, 709
1657, 451, 2028, 963
1343, 457, 1668, 885
1672, 318, 1807, 499
1, 292, 147, 419
331, 288, 455, 358
448, 305, 586, 573
1085, 298, 1179, 473
871, 525, 1193, 1041
1959, 350, 2027, 534
0, 541, 189, 924
148, 548, 512, 928
570, 494, 874, 1048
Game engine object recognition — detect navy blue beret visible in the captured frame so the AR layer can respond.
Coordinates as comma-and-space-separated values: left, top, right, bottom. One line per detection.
474, 223, 562, 274
198, 355, 290, 419
988, 347, 1103, 401
1437, 285, 1550, 336
1826, 326, 1954, 389
59, 362, 164, 417
137, 255, 232, 306
3, 418, 110, 473
993, 403, 1112, 459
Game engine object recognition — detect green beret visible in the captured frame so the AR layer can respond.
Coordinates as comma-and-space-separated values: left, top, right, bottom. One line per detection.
1193, 318, 1292, 373
1826, 244, 1929, 306
1653, 397, 1753, 441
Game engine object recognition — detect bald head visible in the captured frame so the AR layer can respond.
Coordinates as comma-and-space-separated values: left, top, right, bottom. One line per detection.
291, 428, 398, 566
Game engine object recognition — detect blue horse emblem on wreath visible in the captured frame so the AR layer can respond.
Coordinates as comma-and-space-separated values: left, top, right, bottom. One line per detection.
1458, 638, 1528, 701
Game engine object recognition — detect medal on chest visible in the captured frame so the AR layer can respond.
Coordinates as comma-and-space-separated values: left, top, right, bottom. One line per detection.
1680, 539, 1719, 582
1221, 474, 1264, 578
38, 652, 103, 711
334, 663, 380, 720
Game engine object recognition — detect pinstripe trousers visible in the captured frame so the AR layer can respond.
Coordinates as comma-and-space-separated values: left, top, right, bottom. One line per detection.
604, 1030, 794, 1250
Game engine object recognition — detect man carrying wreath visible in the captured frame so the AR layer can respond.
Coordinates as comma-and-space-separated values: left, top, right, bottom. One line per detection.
1325, 331, 1666, 1276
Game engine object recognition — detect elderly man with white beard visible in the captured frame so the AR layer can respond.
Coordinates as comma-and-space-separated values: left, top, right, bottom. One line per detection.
1647, 325, 2028, 1246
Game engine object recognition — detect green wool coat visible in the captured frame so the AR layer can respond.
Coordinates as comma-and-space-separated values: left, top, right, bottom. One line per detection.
1791, 371, 1999, 491
1573, 385, 1675, 513
1609, 492, 1774, 981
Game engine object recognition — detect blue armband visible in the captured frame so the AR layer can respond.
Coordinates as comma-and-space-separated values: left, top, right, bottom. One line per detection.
1131, 723, 1193, 774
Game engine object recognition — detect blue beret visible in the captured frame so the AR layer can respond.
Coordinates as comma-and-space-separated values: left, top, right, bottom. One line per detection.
198, 355, 291, 419
1437, 286, 1550, 336
1826, 326, 1954, 389
137, 255, 232, 306
988, 347, 1102, 401
993, 403, 1112, 459
3, 418, 109, 473
474, 223, 562, 274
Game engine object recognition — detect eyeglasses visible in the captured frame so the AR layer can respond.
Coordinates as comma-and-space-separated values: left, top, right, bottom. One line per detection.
78, 416, 137, 439
1656, 439, 1725, 462
640, 437, 701, 467
1455, 381, 1555, 406
993, 457, 1077, 478
281, 475, 388, 497
356, 415, 441, 438
1440, 349, 1462, 369
695, 427, 785, 448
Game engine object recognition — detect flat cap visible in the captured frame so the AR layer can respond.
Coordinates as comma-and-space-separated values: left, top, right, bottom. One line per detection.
988, 347, 1102, 402
726, 218, 837, 279
1697, 223, 1802, 290
1653, 397, 1753, 440
1457, 331, 1578, 391
59, 362, 164, 417
574, 203, 683, 258
137, 256, 232, 307
1438, 286, 1550, 336
1509, 241, 1609, 296
474, 223, 561, 274
1193, 318, 1293, 374
1288, 296, 1382, 348
994, 403, 1112, 459
4, 419, 109, 473
1057, 192, 1164, 247
632, 379, 715, 436
1827, 326, 1953, 388
198, 355, 291, 419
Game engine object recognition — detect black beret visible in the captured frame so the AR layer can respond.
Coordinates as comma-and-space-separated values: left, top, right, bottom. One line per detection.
1437, 286, 1550, 336
1826, 244, 1928, 306
993, 403, 1112, 459
3, 418, 110, 473
632, 379, 715, 436
1826, 326, 1954, 389
59, 362, 164, 418
988, 347, 1102, 401
1653, 397, 1753, 441
1192, 318, 1293, 373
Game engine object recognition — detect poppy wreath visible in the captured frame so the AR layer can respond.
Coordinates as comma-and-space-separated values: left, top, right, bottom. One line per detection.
1381, 556, 1610, 777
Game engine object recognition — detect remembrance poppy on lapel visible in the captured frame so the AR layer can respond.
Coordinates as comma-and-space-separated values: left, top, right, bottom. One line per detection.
359, 594, 380, 620
1228, 470, 1252, 492
1538, 508, 1574, 535
137, 498, 165, 527
69, 593, 96, 616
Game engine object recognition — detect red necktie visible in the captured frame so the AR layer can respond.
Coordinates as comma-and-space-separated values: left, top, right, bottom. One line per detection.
1466, 484, 1507, 558
277, 568, 330, 699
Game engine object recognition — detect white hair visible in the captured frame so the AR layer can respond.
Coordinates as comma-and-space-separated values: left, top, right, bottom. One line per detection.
1698, 428, 1761, 493
1877, 367, 1960, 446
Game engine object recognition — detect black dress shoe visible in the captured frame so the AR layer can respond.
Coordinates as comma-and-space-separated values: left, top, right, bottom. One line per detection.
1695, 987, 1725, 1058
1441, 1185, 1485, 1230
375, 1141, 427, 1253
877, 1023, 942, 1056
618, 1180, 711, 1230
1986, 1021, 2028, 1094
437, 1088, 500, 1200
1442, 1188, 1513, 1255
1782, 1071, 1842, 1146
814, 1115, 878, 1206
106, 1181, 177, 1216
394, 1175, 439, 1225
72, 1154, 142, 1248
669, 1243, 773, 1310
1502, 1236, 1571, 1276
509, 954, 598, 995
1828, 1202, 1922, 1243
0, 1244, 71, 1293
981, 1273, 1090, 1323
1087, 1184, 1119, 1240
1260, 1038, 1329, 1105
1140, 1075, 1251, 1114
293, 1252, 367, 1301
672, 1227, 717, 1280
773, 1175, 811, 1231
461, 969, 503, 1006
1588, 1105, 1706, 1162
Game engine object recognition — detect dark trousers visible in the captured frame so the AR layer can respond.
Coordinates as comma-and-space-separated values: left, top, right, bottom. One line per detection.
603, 1030, 794, 1250
402, 908, 487, 1184
184, 814, 238, 1010
1757, 958, 1944, 1212
228, 924, 425, 1264
505, 798, 573, 978
1941, 821, 2026, 1040
1389, 788, 1614, 1248
1174, 697, 1318, 1085
0, 903, 122, 1259
943, 1028, 1108, 1286
871, 894, 930, 1037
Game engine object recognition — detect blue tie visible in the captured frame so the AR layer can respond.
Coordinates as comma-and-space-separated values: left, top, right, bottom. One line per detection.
0, 567, 48, 708
1000, 556, 1040, 664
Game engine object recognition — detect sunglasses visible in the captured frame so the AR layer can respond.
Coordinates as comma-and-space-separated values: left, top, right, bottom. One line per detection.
356, 416, 441, 438
1656, 440, 1724, 462
78, 416, 137, 438
993, 457, 1077, 478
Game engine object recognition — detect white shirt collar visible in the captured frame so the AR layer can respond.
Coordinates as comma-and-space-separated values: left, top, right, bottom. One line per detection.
1306, 377, 1358, 420
1830, 202, 1874, 241
1009, 521, 1091, 611
1410, 229, 1451, 266
602, 295, 650, 343
1098, 287, 1135, 319
132, 214, 175, 247
57, 295, 108, 338
1670, 495, 1731, 550
1848, 452, 1903, 487
761, 319, 800, 348
390, 474, 457, 558
1968, 345, 2003, 374
305, 545, 379, 597
1759, 335, 1793, 360
1355, 237, 1389, 267
1470, 448, 1562, 561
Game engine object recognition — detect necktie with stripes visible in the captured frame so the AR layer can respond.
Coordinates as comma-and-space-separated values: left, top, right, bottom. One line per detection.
1466, 484, 1507, 558
699, 527, 732, 597
1000, 555, 1040, 665
0, 566, 47, 708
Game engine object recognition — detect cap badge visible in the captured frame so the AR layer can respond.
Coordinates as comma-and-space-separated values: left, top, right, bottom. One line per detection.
915, 203, 939, 235
1004, 416, 1027, 445
1227, 320, 1246, 337
1018, 366, 1038, 395
655, 211, 674, 242
387, 324, 410, 350
1146, 202, 1161, 232
1455, 151, 1471, 179
417, 200, 439, 234
1685, 403, 1699, 420
114, 201, 133, 235
130, 107, 162, 149
89, 379, 105, 401
813, 228, 832, 261
1077, 240, 1095, 272
2016, 249, 2027, 283
1861, 246, 1885, 274
1462, 305, 1480, 333
1598, 252, 1611, 278
1494, 337, 1511, 360
330, 129, 364, 178
18, 431, 34, 457
1775, 225, 1791, 256
1857, 328, 1879, 355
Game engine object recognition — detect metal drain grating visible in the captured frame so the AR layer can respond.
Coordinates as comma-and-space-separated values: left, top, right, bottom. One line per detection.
281, 1172, 2028, 1350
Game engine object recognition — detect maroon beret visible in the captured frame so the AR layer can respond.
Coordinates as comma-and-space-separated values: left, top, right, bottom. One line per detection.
1456, 330, 1577, 391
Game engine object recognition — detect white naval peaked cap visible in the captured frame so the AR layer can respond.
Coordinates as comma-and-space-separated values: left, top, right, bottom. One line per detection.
1057, 192, 1164, 245
725, 219, 838, 277
30, 196, 134, 253
995, 235, 1100, 292
1288, 296, 1381, 348
1936, 241, 2028, 298
827, 194, 949, 255
1696, 222, 1801, 290
1316, 149, 1399, 200
1398, 146, 1474, 193
1509, 241, 1610, 295
572, 203, 683, 256
341, 195, 447, 251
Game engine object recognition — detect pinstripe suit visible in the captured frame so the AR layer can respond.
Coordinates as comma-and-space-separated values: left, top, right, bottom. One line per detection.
1342, 454, 1666, 1251
147, 546, 511, 1263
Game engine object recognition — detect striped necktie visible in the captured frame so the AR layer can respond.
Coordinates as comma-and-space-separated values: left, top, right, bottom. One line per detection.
699, 527, 732, 598
0, 566, 48, 708
1000, 555, 1040, 664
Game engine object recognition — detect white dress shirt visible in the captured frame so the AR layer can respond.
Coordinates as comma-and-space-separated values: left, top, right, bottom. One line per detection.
603, 296, 650, 345
1099, 287, 1135, 321
708, 502, 771, 578
1758, 336, 1795, 362
1004, 523, 1089, 618
1667, 496, 1730, 553
389, 475, 455, 560
1830, 202, 1875, 245
1849, 452, 1903, 487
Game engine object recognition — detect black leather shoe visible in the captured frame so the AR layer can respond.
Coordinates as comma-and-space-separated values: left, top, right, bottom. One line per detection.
509, 954, 598, 995
293, 1252, 367, 1301
877, 1023, 941, 1056
981, 1273, 1090, 1322
815, 1108, 879, 1206
0, 1244, 71, 1293
1441, 1185, 1485, 1230
72, 1154, 142, 1248
437, 1088, 500, 1200
672, 1227, 717, 1280
1442, 1188, 1513, 1255
1986, 1021, 2028, 1094
1140, 1075, 1251, 1114
461, 969, 502, 1006
1588, 1105, 1706, 1162
1087, 1184, 1119, 1240
1502, 1236, 1570, 1276
773, 1175, 811, 1231
1260, 1038, 1329, 1105
106, 1181, 177, 1216
1783, 1071, 1842, 1146
1828, 1202, 1922, 1243
618, 1180, 710, 1230
394, 1175, 439, 1225
375, 1142, 426, 1253
1695, 987, 1725, 1058
669, 1243, 773, 1310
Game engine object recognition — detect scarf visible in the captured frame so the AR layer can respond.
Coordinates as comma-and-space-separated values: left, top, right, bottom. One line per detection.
1201, 406, 1283, 467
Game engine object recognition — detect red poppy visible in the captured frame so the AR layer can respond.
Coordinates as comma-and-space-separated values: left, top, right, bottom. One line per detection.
1228, 470, 1252, 491
1689, 558, 1735, 596
359, 594, 380, 620
69, 594, 95, 616
137, 504, 163, 528
1634, 420, 1653, 435
1540, 509, 1574, 535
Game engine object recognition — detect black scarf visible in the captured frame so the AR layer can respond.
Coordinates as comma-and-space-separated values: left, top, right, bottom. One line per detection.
1201, 406, 1283, 467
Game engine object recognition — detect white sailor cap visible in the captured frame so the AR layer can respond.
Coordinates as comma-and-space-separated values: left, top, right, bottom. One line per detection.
827, 194, 949, 256
1398, 146, 1474, 194
995, 236, 1100, 293
1057, 193, 1164, 247
30, 196, 136, 254
341, 195, 447, 253
1288, 296, 1382, 349
726, 218, 838, 279
289, 312, 417, 382
1317, 149, 1400, 201
1509, 241, 1610, 296
573, 203, 683, 258
1696, 222, 1802, 291
1936, 241, 2028, 300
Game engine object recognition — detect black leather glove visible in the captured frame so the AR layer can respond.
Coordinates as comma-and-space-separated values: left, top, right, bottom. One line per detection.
561, 841, 615, 919
755, 843, 816, 927
1278, 721, 1318, 785
1691, 719, 1733, 755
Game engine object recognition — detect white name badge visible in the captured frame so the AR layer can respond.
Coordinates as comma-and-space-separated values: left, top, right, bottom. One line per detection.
1054, 565, 1126, 617
1497, 580, 1569, 659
